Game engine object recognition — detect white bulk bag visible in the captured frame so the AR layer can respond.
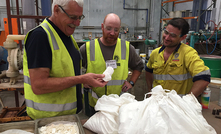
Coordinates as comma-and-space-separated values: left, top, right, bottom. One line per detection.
83, 93, 137, 134
118, 85, 216, 134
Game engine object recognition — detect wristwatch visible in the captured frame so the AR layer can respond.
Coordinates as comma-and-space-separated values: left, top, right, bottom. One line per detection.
129, 81, 134, 87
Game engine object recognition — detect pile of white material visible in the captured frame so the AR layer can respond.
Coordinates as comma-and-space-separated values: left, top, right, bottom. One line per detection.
102, 66, 114, 82
84, 93, 137, 134
83, 85, 217, 134
0, 129, 33, 134
38, 121, 79, 134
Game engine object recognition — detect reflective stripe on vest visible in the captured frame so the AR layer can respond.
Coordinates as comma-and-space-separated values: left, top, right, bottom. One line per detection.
26, 99, 77, 112
121, 40, 126, 60
80, 68, 82, 75
154, 69, 211, 81
194, 70, 211, 77
107, 80, 125, 86
154, 73, 192, 81
89, 39, 126, 61
41, 23, 59, 50
90, 41, 95, 61
24, 75, 31, 85
89, 89, 99, 99
24, 75, 76, 88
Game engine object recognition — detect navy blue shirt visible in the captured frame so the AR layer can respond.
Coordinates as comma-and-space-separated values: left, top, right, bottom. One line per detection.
25, 18, 82, 113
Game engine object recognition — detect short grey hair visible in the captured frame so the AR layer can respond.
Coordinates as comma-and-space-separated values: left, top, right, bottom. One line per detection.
51, 0, 84, 13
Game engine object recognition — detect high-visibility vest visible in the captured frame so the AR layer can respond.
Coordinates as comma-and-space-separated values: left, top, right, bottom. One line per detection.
23, 19, 82, 119
86, 38, 129, 107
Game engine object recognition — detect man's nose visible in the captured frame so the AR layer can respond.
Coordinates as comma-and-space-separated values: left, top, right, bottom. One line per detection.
164, 34, 171, 39
110, 29, 115, 35
73, 19, 80, 26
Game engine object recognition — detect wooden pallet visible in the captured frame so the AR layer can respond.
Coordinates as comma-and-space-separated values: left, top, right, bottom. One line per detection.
0, 104, 31, 123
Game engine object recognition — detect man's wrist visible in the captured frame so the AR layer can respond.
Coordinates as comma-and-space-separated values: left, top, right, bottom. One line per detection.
129, 81, 134, 87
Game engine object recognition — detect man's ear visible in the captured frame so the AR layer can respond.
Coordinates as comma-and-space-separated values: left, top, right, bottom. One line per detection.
101, 23, 104, 31
53, 5, 60, 16
180, 34, 187, 42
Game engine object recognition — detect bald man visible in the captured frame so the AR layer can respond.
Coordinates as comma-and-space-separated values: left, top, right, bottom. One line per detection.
80, 13, 144, 116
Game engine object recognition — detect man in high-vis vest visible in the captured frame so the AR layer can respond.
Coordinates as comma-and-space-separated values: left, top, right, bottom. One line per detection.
80, 13, 144, 116
23, 0, 107, 120
145, 18, 211, 97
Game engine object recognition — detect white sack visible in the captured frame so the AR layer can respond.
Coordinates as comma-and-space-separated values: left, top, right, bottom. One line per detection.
84, 85, 216, 134
118, 101, 145, 134
83, 93, 137, 134
83, 111, 118, 134
118, 85, 217, 134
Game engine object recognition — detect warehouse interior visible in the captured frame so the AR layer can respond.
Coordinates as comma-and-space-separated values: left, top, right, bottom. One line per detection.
0, 0, 221, 133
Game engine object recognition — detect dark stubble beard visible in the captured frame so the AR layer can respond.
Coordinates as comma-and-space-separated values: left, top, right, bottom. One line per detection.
103, 33, 119, 45
163, 38, 180, 48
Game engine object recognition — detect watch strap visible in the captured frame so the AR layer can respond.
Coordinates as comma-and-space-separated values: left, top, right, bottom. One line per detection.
129, 81, 134, 87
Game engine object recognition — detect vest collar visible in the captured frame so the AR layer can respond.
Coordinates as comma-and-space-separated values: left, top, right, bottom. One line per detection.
46, 18, 70, 38
159, 43, 181, 53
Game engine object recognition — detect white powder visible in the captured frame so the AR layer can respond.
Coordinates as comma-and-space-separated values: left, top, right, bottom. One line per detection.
38, 122, 79, 134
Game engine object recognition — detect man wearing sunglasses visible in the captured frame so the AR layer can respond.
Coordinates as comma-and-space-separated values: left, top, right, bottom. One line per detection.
145, 18, 210, 97
80, 13, 144, 116
23, 0, 107, 120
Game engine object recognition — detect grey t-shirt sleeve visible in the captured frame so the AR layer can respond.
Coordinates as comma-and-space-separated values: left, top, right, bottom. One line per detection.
79, 43, 87, 68
128, 44, 144, 72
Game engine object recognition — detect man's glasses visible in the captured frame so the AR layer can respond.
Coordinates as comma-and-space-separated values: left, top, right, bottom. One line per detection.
103, 24, 120, 33
164, 29, 181, 38
58, 5, 85, 21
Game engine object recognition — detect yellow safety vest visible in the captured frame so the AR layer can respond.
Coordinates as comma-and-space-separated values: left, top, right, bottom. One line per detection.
146, 43, 210, 94
23, 19, 81, 119
86, 38, 129, 107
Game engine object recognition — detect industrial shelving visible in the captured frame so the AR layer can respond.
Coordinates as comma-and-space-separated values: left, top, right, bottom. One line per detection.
159, 0, 216, 44
5, 0, 48, 49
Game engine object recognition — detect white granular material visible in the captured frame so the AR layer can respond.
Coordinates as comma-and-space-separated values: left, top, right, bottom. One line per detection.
38, 123, 79, 134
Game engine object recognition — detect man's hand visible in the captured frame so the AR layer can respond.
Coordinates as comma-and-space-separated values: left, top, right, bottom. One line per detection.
122, 81, 133, 92
82, 73, 108, 87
